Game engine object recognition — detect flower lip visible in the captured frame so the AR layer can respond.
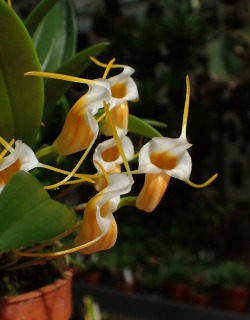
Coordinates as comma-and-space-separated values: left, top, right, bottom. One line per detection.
138, 136, 192, 181
94, 173, 134, 233
0, 140, 39, 193
93, 136, 134, 173
0, 140, 39, 172
108, 66, 139, 107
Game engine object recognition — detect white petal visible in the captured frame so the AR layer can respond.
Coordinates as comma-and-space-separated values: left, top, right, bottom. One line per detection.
86, 79, 111, 114
108, 66, 139, 107
93, 136, 134, 173
95, 173, 133, 233
138, 136, 192, 181
0, 141, 39, 172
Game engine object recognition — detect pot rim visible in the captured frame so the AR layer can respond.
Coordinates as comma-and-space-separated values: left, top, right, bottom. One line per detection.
0, 271, 72, 305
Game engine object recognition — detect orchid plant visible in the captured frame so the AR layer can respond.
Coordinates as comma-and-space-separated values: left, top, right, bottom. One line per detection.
0, 0, 217, 272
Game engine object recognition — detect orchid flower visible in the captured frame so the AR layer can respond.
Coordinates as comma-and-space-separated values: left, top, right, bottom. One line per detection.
53, 79, 110, 155
0, 138, 39, 193
74, 173, 133, 254
90, 57, 139, 136
26, 58, 138, 155
93, 135, 134, 190
93, 136, 134, 173
136, 76, 218, 212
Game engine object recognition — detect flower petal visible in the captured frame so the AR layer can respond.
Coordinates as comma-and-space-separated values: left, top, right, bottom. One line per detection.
136, 173, 171, 212
75, 173, 133, 254
108, 66, 139, 107
93, 136, 134, 173
138, 136, 192, 181
0, 140, 39, 192
53, 81, 110, 155
102, 101, 129, 136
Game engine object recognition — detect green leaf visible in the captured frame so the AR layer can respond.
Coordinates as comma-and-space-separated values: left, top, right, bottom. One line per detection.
0, 0, 44, 146
43, 42, 109, 119
32, 0, 77, 71
128, 114, 163, 138
207, 35, 245, 82
0, 171, 77, 252
25, 0, 58, 36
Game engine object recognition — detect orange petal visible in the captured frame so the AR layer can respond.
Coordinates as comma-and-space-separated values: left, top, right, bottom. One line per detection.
53, 96, 95, 155
136, 173, 171, 212
103, 102, 128, 136
74, 197, 117, 254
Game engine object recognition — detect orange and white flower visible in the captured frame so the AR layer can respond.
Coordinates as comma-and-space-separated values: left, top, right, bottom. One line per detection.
74, 173, 133, 254
53, 79, 110, 155
93, 136, 134, 190
93, 136, 134, 173
102, 65, 139, 136
0, 139, 39, 192
108, 66, 139, 107
136, 76, 217, 212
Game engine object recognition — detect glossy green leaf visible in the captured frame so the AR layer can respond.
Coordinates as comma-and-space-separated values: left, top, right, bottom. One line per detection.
0, 171, 77, 252
43, 42, 109, 119
128, 114, 163, 138
32, 0, 77, 71
0, 0, 43, 146
25, 0, 58, 36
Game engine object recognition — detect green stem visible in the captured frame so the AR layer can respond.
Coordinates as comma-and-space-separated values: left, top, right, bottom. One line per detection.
35, 145, 56, 160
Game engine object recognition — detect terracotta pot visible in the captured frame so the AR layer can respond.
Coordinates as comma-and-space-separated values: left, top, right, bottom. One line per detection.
169, 283, 190, 302
0, 272, 72, 320
188, 290, 211, 307
220, 287, 249, 313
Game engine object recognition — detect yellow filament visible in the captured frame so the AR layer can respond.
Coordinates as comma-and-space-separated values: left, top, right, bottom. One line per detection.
41, 163, 95, 184
44, 136, 96, 190
24, 71, 97, 86
186, 173, 218, 189
103, 102, 131, 174
14, 233, 104, 258
93, 160, 110, 185
7, 0, 11, 6
181, 75, 190, 138
90, 56, 123, 69
102, 58, 116, 79
96, 112, 106, 123
0, 139, 15, 161
22, 221, 82, 254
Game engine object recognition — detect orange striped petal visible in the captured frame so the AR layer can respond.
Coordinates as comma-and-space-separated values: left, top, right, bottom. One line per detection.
53, 99, 97, 155
75, 173, 133, 254
75, 197, 118, 254
102, 101, 129, 136
53, 81, 110, 155
136, 173, 171, 212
